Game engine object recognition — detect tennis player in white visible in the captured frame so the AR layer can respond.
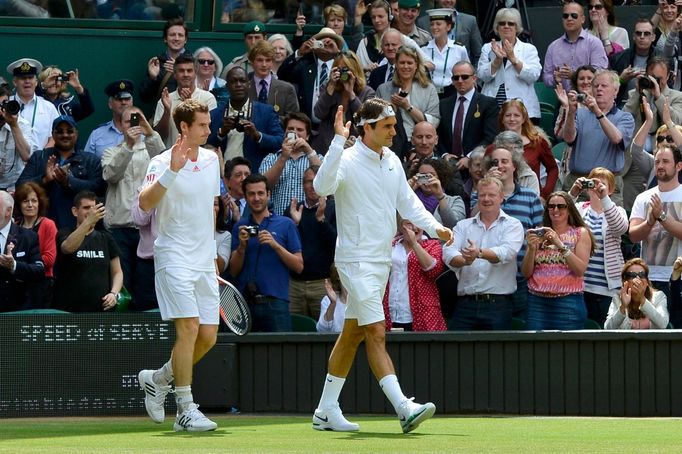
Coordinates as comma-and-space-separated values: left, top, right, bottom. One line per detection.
137, 99, 221, 432
312, 99, 454, 433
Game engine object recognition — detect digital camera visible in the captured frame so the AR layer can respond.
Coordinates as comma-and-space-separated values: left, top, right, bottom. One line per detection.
416, 173, 430, 184
0, 99, 20, 116
245, 225, 259, 237
55, 74, 70, 83
491, 159, 499, 167
529, 228, 545, 237
639, 76, 654, 90
313, 40, 324, 49
576, 93, 586, 103
339, 67, 351, 82
581, 178, 595, 189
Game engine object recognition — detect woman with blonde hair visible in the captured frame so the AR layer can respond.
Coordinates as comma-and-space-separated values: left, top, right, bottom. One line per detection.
38, 65, 94, 121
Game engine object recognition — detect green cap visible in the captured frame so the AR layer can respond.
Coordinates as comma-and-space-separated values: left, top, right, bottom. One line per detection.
398, 0, 420, 9
243, 21, 266, 35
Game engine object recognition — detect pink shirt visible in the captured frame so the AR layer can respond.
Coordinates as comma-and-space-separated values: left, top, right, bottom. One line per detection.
528, 226, 584, 297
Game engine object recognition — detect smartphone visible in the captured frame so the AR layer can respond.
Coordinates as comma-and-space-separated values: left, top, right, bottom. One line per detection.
286, 132, 297, 143
130, 113, 140, 127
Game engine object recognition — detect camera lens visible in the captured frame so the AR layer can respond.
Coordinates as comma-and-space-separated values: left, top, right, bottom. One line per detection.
1, 100, 20, 116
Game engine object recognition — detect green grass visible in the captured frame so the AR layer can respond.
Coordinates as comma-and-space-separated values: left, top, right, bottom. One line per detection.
1, 415, 681, 453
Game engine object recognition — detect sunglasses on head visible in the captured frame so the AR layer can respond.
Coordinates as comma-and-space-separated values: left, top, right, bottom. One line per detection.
634, 30, 653, 37
547, 203, 568, 210
657, 135, 675, 143
452, 74, 473, 81
197, 59, 215, 65
589, 4, 604, 10
562, 12, 580, 20
498, 21, 516, 27
624, 271, 647, 280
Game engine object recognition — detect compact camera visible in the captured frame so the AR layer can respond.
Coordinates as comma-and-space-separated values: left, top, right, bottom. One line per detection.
286, 132, 297, 143
312, 40, 325, 49
580, 178, 595, 189
339, 67, 351, 82
0, 99, 20, 116
416, 173, 430, 184
55, 74, 70, 83
398, 89, 409, 98
576, 93, 587, 103
245, 225, 260, 237
639, 76, 654, 90
529, 228, 545, 237
491, 159, 499, 167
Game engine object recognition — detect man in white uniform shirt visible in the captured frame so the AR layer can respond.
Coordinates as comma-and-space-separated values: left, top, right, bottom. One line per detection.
312, 98, 453, 434
137, 99, 221, 432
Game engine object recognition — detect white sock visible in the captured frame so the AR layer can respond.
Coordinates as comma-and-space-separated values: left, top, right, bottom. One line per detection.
379, 374, 407, 413
317, 374, 345, 410
175, 385, 193, 413
152, 360, 174, 386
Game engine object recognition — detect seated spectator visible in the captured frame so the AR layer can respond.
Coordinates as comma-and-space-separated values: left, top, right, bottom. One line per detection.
313, 50, 375, 153
0, 84, 34, 192
268, 34, 293, 74
604, 258, 668, 329
193, 47, 228, 106
443, 178, 524, 330
522, 191, 595, 330
13, 182, 56, 307
569, 167, 628, 326
407, 157, 465, 229
16, 115, 105, 229
37, 66, 94, 122
214, 196, 231, 275
383, 217, 447, 331
586, 0, 629, 55
0, 190, 44, 312
316, 264, 346, 333
421, 8, 468, 99
139, 18, 188, 103
357, 1, 393, 72
54, 191, 123, 313
84, 79, 134, 158
247, 41, 299, 121
130, 187, 158, 311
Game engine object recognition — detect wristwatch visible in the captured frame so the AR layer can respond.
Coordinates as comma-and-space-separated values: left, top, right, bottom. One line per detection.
477, 250, 484, 259
658, 212, 668, 222
559, 245, 572, 258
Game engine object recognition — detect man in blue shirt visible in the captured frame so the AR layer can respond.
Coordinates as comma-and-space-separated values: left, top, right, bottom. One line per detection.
84, 80, 134, 158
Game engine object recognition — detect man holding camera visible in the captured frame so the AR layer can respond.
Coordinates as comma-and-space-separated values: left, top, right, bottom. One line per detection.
259, 112, 322, 215
229, 173, 303, 332
208, 67, 283, 171
560, 69, 634, 206
0, 84, 34, 192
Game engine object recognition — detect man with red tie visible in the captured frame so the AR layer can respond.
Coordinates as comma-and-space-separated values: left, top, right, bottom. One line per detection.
436, 61, 498, 171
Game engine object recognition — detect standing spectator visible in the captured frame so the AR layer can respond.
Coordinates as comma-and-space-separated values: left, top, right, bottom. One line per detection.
139, 18, 188, 103
268, 34, 293, 74
651, 0, 682, 89
586, 0, 629, 55
394, 0, 431, 47
16, 115, 105, 229
629, 144, 682, 327
13, 182, 56, 307
0, 84, 34, 192
317, 265, 346, 333
54, 191, 123, 312
7, 57, 59, 150
604, 258, 668, 329
292, 3, 366, 53
214, 197, 231, 275
569, 167, 628, 326
229, 173, 303, 332
247, 41, 299, 121
383, 218, 447, 331
37, 66, 94, 122
193, 47, 228, 106
522, 192, 595, 330
288, 165, 337, 322
102, 107, 165, 309
477, 8, 542, 121
357, 1, 393, 72
0, 190, 44, 312
407, 157, 465, 229
444, 177, 524, 330
222, 21, 267, 78
313, 50, 375, 154
368, 29, 401, 91
542, 1, 608, 91
610, 19, 658, 107
222, 157, 252, 231
84, 80, 134, 158
421, 8, 468, 99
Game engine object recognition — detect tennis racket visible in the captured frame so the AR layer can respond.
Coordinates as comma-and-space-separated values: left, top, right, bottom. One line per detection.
217, 276, 251, 335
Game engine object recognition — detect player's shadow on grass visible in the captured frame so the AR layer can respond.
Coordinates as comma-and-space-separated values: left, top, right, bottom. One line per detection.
157, 429, 229, 437
342, 432, 467, 439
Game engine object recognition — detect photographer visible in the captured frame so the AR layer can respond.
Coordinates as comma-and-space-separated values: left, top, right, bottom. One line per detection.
208, 67, 283, 171
0, 85, 34, 192
37, 66, 94, 122
228, 173, 303, 332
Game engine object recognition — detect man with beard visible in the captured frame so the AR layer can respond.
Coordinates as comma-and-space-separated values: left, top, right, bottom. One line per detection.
153, 54, 217, 147
311, 98, 452, 434
228, 173, 303, 332
16, 115, 105, 229
630, 145, 682, 327
84, 80, 135, 158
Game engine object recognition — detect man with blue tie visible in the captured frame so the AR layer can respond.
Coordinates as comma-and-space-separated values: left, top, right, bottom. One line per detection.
247, 41, 299, 121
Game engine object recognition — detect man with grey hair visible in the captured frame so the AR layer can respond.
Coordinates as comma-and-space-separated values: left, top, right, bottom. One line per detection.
492, 131, 539, 194
0, 190, 44, 312
559, 69, 634, 206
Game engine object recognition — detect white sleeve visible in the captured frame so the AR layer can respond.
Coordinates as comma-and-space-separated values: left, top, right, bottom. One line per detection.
313, 135, 346, 196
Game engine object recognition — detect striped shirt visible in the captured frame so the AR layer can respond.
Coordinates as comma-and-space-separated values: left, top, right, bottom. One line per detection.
259, 150, 323, 215
583, 209, 610, 296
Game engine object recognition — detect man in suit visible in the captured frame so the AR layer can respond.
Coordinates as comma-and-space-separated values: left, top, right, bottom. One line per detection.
208, 67, 284, 171
0, 190, 44, 312
277, 27, 344, 129
247, 40, 299, 121
437, 61, 499, 171
368, 29, 401, 91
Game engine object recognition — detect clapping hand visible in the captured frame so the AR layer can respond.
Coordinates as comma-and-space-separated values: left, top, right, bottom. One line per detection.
289, 197, 303, 225
672, 256, 682, 281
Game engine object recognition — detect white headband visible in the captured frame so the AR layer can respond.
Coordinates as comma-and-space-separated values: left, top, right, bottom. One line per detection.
356, 105, 395, 126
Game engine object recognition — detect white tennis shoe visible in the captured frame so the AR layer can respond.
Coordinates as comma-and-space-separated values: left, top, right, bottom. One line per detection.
312, 405, 359, 432
138, 369, 171, 423
174, 403, 218, 432
398, 398, 436, 433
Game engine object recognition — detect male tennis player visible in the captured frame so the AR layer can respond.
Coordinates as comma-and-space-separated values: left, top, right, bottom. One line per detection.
312, 99, 454, 433
137, 99, 221, 432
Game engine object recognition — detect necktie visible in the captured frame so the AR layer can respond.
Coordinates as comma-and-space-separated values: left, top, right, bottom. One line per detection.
319, 62, 328, 86
452, 96, 465, 157
258, 79, 268, 103
387, 64, 394, 82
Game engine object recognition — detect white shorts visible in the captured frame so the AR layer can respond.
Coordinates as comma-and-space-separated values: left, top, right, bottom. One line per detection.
155, 267, 220, 325
336, 261, 391, 326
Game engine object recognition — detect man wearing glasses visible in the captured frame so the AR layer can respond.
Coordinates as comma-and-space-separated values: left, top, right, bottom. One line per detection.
542, 0, 608, 91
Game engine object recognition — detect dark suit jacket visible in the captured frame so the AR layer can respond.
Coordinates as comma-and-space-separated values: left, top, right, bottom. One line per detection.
208, 101, 284, 171
247, 77, 300, 120
436, 91, 499, 157
368, 64, 390, 91
277, 53, 320, 120
0, 223, 44, 312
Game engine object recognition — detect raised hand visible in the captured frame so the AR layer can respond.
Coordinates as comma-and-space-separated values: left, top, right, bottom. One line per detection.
170, 134, 190, 172
316, 196, 327, 221
289, 197, 303, 225
334, 105, 351, 139
148, 57, 161, 79
161, 87, 171, 111
87, 202, 106, 228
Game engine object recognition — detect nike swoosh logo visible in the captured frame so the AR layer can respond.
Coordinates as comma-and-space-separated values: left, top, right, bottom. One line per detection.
326, 378, 332, 382
314, 414, 329, 423
399, 415, 406, 422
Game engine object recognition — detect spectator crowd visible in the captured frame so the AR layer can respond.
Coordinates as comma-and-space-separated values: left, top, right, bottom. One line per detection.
2, 0, 682, 334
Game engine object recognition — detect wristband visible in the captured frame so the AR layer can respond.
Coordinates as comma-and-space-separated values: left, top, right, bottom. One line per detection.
437, 194, 446, 201
158, 167, 178, 189
596, 114, 605, 120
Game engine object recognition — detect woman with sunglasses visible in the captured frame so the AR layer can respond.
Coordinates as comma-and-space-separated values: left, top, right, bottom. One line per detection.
477, 8, 541, 122
586, 0, 628, 57
193, 47, 228, 106
522, 191, 595, 330
604, 258, 668, 329
569, 167, 628, 326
